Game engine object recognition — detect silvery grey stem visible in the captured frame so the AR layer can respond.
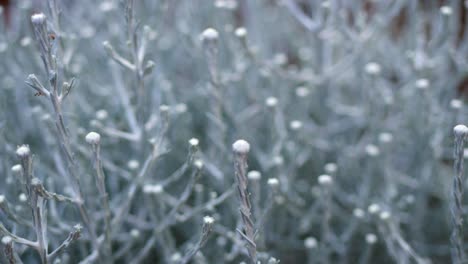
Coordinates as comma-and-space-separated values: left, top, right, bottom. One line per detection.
232, 140, 257, 264
451, 124, 468, 264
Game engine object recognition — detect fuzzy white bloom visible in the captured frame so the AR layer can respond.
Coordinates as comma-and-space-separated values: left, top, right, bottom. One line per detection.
20, 37, 32, 47
368, 203, 381, 214
189, 138, 200, 147
1, 236, 12, 245
130, 229, 140, 238
127, 160, 140, 170
143, 184, 163, 194
304, 237, 318, 249
378, 132, 393, 143
324, 163, 337, 174
415, 78, 429, 89
170, 253, 182, 262
235, 27, 247, 38
365, 233, 378, 244
247, 170, 262, 181
450, 99, 463, 109
267, 178, 279, 187
194, 159, 204, 169
365, 144, 380, 157
11, 164, 22, 173
95, 109, 108, 120
232, 139, 250, 154
379, 211, 391, 220
265, 96, 278, 107
159, 104, 170, 112
203, 215, 215, 224
85, 132, 101, 144
0, 195, 5, 204
290, 120, 303, 130
19, 193, 27, 203
318, 174, 333, 186
201, 28, 219, 41
365, 62, 381, 75
440, 6, 453, 15
214, 0, 238, 9
454, 124, 468, 136
353, 208, 365, 218
295, 86, 310, 97
31, 13, 46, 25
16, 145, 30, 158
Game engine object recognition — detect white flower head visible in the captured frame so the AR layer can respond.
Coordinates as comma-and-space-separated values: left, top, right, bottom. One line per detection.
365, 144, 380, 157
267, 178, 279, 187
247, 170, 262, 181
95, 109, 108, 120
127, 160, 140, 170
194, 159, 204, 169
232, 139, 250, 154
203, 215, 215, 224
353, 208, 365, 218
0, 195, 5, 204
16, 145, 30, 158
365, 62, 381, 75
368, 203, 381, 214
304, 237, 318, 249
450, 99, 463, 109
379, 211, 391, 220
31, 13, 46, 25
365, 233, 378, 244
85, 132, 101, 144
454, 124, 468, 137
318, 174, 333, 186
1, 236, 12, 245
19, 193, 27, 203
11, 164, 22, 173
440, 6, 453, 15
201, 28, 219, 42
415, 78, 429, 89
265, 96, 278, 107
143, 184, 163, 194
189, 138, 199, 147
290, 120, 303, 130
130, 229, 140, 238
235, 27, 247, 38
324, 163, 337, 174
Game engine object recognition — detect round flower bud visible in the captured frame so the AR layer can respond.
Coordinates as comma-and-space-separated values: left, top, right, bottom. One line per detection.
365, 233, 377, 244
379, 211, 391, 220
16, 145, 30, 158
189, 138, 199, 147
353, 208, 365, 218
296, 86, 310, 97
1, 236, 12, 245
203, 215, 215, 224
127, 160, 140, 170
365, 62, 381, 75
440, 6, 452, 15
365, 144, 380, 157
11, 164, 22, 173
415, 79, 429, 89
368, 203, 381, 214
265, 96, 278, 107
247, 170, 261, 181
290, 120, 303, 130
454, 124, 468, 137
267, 178, 279, 187
318, 174, 333, 186
304, 237, 318, 249
232, 139, 250, 154
235, 27, 247, 38
194, 159, 204, 169
85, 132, 101, 144
95, 109, 108, 120
324, 163, 337, 174
450, 99, 463, 109
31, 13, 46, 25
201, 28, 219, 41
378, 132, 393, 143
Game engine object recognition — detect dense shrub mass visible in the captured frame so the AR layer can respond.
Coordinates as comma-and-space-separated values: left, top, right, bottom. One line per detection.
1, 0, 468, 263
